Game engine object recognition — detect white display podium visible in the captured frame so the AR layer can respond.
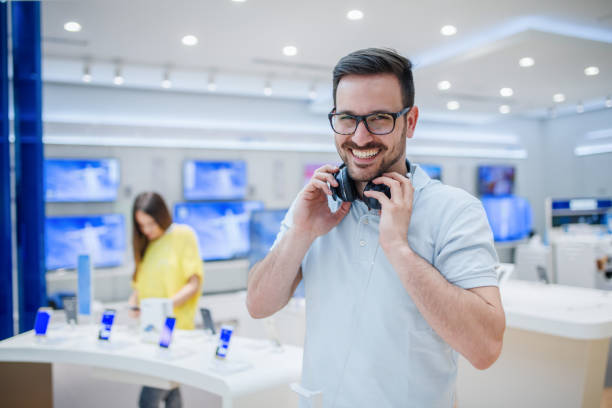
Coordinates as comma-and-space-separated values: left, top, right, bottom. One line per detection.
457, 280, 612, 408
0, 324, 302, 408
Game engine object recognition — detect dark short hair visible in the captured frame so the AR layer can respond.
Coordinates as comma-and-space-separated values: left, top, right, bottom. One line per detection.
332, 48, 415, 108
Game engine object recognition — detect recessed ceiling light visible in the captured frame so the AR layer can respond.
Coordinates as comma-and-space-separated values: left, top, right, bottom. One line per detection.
606, 96, 612, 108
181, 35, 198, 46
576, 102, 584, 113
440, 25, 457, 36
446, 100, 460, 110
347, 10, 364, 20
499, 105, 511, 114
519, 57, 534, 68
283, 45, 298, 57
584, 66, 599, 76
231, 0, 247, 2
64, 21, 82, 32
553, 93, 565, 103
437, 80, 451, 91
500, 87, 513, 97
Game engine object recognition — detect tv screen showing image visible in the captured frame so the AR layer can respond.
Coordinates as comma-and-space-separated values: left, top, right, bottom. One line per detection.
481, 196, 532, 242
248, 208, 304, 297
183, 160, 247, 200
248, 209, 288, 268
44, 158, 120, 202
478, 165, 515, 196
174, 201, 264, 261
419, 164, 442, 181
45, 214, 126, 270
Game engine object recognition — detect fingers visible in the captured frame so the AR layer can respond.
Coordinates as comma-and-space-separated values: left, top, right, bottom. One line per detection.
363, 189, 390, 208
332, 201, 352, 223
308, 178, 334, 196
313, 165, 340, 187
372, 175, 402, 203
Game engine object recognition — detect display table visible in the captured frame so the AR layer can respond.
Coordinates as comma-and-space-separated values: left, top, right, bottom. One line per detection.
457, 280, 612, 408
0, 324, 302, 408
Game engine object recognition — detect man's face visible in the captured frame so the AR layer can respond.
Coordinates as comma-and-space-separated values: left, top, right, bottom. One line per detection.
333, 73, 417, 182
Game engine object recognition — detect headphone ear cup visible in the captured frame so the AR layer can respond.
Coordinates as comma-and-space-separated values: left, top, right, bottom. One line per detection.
331, 165, 357, 202
363, 181, 391, 210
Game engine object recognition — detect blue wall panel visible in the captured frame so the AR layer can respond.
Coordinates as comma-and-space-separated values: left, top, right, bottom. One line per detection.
0, 2, 13, 340
12, 2, 46, 333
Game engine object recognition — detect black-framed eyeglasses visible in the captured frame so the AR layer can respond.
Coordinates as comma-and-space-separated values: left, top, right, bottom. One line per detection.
328, 106, 411, 135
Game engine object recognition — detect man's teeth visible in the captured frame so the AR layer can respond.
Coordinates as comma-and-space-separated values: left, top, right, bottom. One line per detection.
352, 149, 380, 159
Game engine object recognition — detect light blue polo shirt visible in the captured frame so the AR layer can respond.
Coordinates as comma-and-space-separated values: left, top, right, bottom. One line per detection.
276, 163, 499, 408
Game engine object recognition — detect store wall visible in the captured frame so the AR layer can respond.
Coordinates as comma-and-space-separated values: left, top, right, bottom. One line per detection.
41, 82, 575, 301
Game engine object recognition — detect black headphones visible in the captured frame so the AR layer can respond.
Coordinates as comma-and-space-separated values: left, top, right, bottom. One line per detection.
330, 159, 412, 210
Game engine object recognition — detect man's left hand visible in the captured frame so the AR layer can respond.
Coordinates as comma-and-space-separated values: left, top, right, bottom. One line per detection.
363, 172, 414, 253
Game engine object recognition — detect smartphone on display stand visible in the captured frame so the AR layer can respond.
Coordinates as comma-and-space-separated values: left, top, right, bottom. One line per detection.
159, 317, 176, 348
98, 309, 116, 341
34, 308, 52, 336
63, 295, 78, 325
200, 308, 216, 335
215, 325, 234, 359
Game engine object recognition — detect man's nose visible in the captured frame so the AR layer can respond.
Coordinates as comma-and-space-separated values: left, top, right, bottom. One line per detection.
352, 120, 374, 146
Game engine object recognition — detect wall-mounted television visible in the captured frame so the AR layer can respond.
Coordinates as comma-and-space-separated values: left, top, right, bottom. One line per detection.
174, 201, 264, 261
477, 165, 515, 196
481, 196, 532, 242
44, 158, 120, 202
248, 209, 288, 268
248, 208, 303, 296
183, 160, 247, 200
419, 164, 442, 181
45, 214, 126, 270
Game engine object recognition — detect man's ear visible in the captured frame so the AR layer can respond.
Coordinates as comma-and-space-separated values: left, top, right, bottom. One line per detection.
405, 106, 419, 139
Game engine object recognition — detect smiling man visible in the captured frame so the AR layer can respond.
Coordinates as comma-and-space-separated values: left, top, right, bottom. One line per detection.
247, 48, 505, 408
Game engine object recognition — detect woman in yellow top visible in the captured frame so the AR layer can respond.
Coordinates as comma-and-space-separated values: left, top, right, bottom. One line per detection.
128, 191, 204, 408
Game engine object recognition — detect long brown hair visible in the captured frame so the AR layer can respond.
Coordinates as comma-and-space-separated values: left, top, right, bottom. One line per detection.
132, 192, 172, 281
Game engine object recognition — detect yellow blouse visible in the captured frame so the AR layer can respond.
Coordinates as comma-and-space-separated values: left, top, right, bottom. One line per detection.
134, 224, 204, 329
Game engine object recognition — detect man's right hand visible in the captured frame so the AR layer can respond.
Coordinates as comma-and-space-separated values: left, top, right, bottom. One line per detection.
292, 164, 352, 241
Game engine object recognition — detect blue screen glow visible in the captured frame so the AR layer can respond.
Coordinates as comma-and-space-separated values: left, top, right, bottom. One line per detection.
183, 160, 247, 200
44, 158, 120, 202
45, 214, 126, 270
419, 164, 442, 181
481, 196, 532, 242
478, 165, 515, 196
174, 201, 264, 261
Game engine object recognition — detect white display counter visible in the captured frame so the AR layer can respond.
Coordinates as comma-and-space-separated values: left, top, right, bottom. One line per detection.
457, 280, 612, 408
0, 324, 302, 408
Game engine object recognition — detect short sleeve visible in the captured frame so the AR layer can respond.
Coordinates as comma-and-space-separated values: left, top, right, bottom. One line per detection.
270, 199, 297, 251
180, 227, 204, 283
434, 202, 499, 289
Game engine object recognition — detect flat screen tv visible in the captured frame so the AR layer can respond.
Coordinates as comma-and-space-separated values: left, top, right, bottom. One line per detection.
44, 158, 120, 202
481, 196, 532, 242
45, 214, 126, 270
478, 165, 515, 196
248, 208, 303, 296
419, 164, 442, 181
183, 160, 247, 200
174, 201, 264, 261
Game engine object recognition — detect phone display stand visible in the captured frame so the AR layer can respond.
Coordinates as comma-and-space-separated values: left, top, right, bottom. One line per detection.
140, 298, 173, 344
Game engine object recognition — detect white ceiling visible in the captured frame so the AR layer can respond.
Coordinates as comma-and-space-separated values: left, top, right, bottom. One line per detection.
41, 0, 612, 121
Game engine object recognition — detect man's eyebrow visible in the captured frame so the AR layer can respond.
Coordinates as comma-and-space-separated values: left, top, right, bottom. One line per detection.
334, 109, 394, 115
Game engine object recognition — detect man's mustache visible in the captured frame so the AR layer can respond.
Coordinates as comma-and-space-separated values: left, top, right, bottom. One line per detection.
341, 142, 386, 151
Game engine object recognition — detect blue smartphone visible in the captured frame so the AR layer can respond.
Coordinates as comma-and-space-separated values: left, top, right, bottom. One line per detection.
215, 325, 234, 359
159, 317, 176, 348
98, 309, 116, 341
34, 309, 51, 336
